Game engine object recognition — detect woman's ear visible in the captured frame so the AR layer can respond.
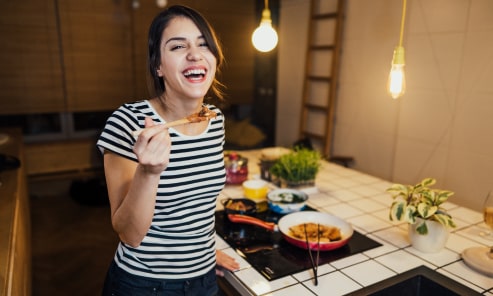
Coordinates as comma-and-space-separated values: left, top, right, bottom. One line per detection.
157, 68, 163, 77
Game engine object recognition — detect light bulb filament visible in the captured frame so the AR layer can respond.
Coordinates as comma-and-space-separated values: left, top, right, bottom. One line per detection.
388, 64, 406, 99
387, 46, 406, 99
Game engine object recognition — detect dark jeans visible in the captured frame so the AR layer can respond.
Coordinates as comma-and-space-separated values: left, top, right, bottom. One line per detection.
102, 260, 219, 296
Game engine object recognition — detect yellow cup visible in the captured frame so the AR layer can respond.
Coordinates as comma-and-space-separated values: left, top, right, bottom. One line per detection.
242, 179, 268, 201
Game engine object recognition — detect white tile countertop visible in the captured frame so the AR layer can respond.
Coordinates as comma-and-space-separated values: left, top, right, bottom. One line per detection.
216, 149, 493, 296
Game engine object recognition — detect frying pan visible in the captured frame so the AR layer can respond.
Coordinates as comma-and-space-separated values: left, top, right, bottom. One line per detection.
222, 198, 257, 216
228, 211, 353, 251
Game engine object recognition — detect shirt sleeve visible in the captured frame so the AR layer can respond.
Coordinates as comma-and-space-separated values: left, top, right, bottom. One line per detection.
96, 103, 145, 162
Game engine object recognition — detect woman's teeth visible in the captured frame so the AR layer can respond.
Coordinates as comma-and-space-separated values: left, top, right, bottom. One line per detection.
183, 69, 206, 78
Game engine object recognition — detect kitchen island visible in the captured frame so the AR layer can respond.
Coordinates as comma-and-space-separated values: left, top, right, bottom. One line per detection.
215, 149, 493, 295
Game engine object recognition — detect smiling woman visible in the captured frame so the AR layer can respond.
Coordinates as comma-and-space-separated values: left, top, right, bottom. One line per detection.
97, 5, 239, 296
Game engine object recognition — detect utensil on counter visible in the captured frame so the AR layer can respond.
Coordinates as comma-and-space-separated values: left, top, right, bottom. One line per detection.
304, 223, 320, 285
227, 211, 353, 251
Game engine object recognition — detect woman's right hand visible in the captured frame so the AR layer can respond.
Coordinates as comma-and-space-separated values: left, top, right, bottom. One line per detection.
104, 117, 170, 247
133, 117, 171, 174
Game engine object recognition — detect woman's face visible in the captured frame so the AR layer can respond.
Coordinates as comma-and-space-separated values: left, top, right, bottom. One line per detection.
157, 17, 217, 101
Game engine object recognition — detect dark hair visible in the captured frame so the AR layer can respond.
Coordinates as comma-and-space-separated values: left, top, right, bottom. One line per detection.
147, 5, 225, 100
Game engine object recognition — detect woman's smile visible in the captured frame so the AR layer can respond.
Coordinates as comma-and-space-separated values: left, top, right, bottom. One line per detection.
182, 66, 207, 83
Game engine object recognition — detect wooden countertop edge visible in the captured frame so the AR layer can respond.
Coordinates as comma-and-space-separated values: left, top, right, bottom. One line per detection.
0, 128, 31, 296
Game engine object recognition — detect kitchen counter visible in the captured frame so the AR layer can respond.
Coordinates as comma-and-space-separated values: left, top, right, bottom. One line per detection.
215, 149, 493, 296
0, 129, 31, 296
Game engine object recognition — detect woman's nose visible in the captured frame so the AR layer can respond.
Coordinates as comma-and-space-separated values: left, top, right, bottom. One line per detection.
187, 47, 203, 61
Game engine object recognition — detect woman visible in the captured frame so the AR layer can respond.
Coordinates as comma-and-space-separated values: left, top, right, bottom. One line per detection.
97, 5, 239, 295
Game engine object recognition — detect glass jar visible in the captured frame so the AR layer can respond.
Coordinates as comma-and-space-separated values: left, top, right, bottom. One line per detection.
225, 152, 248, 184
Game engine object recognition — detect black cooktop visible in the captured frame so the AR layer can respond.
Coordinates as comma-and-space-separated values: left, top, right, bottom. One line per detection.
215, 206, 382, 281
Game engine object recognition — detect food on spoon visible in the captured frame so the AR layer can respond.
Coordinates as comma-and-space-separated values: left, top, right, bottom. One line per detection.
289, 223, 342, 243
189, 105, 217, 122
132, 106, 217, 137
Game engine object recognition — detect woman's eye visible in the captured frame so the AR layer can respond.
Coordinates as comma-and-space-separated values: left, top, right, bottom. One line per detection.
170, 44, 186, 50
199, 42, 209, 48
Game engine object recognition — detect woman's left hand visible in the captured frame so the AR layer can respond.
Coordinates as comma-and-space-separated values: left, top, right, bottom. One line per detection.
215, 249, 240, 277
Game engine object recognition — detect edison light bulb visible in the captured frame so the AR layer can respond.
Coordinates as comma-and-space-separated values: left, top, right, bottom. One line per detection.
252, 9, 278, 52
387, 46, 406, 99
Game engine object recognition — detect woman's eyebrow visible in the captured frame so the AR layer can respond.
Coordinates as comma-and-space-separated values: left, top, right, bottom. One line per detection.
165, 37, 186, 45
165, 35, 205, 45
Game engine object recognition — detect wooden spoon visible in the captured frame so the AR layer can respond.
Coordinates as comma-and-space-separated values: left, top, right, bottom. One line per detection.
132, 106, 217, 137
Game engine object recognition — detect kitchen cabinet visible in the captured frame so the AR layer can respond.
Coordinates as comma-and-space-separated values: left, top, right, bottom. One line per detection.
216, 149, 493, 295
0, 129, 31, 296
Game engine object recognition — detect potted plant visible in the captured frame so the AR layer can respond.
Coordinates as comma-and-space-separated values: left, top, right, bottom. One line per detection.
387, 178, 456, 252
269, 147, 322, 188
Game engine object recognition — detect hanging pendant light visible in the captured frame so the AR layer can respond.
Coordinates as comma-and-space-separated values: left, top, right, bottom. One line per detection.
387, 0, 407, 99
131, 0, 167, 9
156, 0, 167, 8
252, 0, 278, 52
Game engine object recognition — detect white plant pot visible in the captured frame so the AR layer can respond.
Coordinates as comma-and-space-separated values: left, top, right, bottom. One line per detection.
408, 218, 449, 253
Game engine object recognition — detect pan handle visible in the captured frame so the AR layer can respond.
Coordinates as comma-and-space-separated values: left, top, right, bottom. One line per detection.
227, 214, 278, 231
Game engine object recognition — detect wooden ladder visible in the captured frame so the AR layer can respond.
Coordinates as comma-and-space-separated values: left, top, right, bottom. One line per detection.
299, 0, 351, 165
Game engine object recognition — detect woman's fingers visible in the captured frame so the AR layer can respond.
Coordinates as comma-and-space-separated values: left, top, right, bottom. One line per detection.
216, 250, 240, 272
135, 117, 166, 138
145, 116, 155, 128
133, 117, 171, 172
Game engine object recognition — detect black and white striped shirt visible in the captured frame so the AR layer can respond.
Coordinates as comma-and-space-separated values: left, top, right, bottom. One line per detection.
96, 100, 226, 280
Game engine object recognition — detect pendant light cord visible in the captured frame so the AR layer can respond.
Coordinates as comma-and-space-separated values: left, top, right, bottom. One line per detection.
398, 0, 407, 47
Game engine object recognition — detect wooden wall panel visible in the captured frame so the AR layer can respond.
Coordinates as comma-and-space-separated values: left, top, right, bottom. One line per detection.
195, 0, 256, 105
0, 0, 65, 114
58, 0, 135, 112
130, 3, 164, 100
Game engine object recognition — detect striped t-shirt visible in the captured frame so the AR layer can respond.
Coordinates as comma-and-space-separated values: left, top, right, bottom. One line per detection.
96, 100, 226, 280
